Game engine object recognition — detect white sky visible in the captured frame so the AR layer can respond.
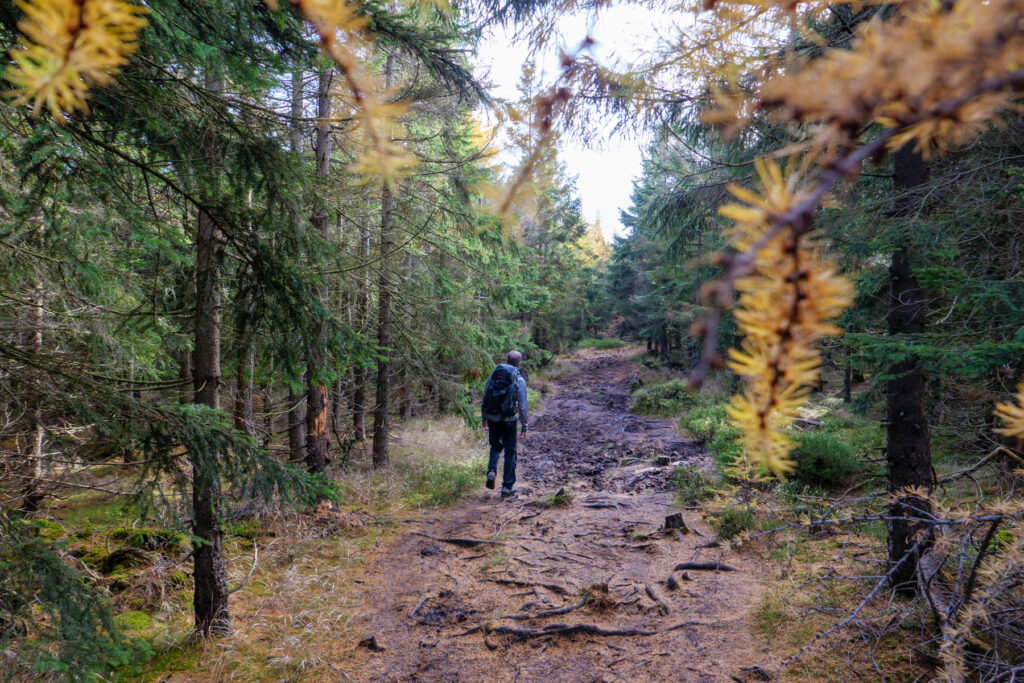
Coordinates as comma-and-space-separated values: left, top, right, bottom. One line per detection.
473, 7, 664, 242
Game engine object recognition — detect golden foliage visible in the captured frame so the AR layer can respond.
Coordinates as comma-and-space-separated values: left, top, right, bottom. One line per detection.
707, 0, 1024, 155
719, 159, 853, 476
4, 0, 148, 121
994, 384, 1024, 441
270, 0, 417, 182
684, 0, 1024, 476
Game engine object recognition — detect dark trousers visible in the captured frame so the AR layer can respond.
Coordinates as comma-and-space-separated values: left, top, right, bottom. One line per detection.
486, 420, 518, 488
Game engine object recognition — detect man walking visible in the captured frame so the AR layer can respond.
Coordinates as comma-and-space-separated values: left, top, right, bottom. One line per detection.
481, 350, 529, 498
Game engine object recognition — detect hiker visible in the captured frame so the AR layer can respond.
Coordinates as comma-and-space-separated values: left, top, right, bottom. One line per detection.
481, 350, 529, 498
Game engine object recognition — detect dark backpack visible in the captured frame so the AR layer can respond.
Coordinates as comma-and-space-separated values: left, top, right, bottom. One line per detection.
482, 366, 519, 420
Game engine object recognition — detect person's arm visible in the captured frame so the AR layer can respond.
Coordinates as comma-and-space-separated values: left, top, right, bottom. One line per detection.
481, 373, 491, 429
517, 376, 529, 432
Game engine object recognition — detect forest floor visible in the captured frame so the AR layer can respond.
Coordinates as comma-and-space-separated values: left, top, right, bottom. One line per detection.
337, 347, 777, 682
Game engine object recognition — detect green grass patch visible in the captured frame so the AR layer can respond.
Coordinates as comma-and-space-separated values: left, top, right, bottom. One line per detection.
631, 379, 702, 417
678, 398, 743, 470
402, 457, 487, 507
669, 466, 716, 505
49, 492, 140, 531
791, 431, 862, 487
526, 387, 542, 414
712, 505, 756, 540
577, 337, 627, 350
539, 487, 573, 507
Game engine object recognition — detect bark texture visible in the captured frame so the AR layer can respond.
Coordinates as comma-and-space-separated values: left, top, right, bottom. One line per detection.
885, 144, 934, 592
287, 71, 307, 462
352, 201, 371, 440
371, 54, 396, 468
306, 67, 333, 474
191, 71, 231, 637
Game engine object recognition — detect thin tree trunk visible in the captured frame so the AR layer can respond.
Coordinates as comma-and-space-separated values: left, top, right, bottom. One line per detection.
22, 252, 45, 512
191, 71, 230, 638
352, 201, 371, 440
233, 344, 255, 437
400, 252, 414, 421
372, 54, 396, 468
842, 344, 852, 403
259, 382, 273, 448
287, 71, 307, 462
885, 144, 934, 593
178, 348, 192, 404
306, 66, 333, 475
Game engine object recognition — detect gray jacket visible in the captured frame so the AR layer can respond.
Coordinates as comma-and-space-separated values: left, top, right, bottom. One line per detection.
482, 363, 528, 429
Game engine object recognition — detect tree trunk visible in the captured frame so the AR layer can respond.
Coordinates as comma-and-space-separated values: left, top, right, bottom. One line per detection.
191, 72, 230, 638
885, 144, 934, 593
372, 54, 396, 468
306, 66, 333, 475
352, 201, 371, 440
178, 348, 192, 404
259, 383, 273, 448
842, 344, 852, 403
22, 257, 45, 513
287, 71, 307, 462
400, 252, 414, 421
233, 346, 255, 437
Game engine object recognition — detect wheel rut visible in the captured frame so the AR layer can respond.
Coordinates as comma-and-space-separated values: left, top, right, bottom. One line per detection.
341, 348, 773, 682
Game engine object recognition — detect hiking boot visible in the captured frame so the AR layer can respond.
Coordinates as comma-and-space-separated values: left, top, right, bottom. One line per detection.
485, 470, 496, 490
500, 486, 514, 499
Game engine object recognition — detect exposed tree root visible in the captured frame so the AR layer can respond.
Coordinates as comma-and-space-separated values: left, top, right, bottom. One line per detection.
486, 620, 705, 640
673, 561, 737, 572
488, 577, 571, 595
644, 582, 670, 615
412, 532, 505, 547
504, 590, 591, 620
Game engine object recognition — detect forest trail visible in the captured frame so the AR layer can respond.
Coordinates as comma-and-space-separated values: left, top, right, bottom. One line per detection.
341, 348, 775, 682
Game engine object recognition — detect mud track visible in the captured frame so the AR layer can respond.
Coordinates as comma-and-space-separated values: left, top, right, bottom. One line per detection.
343, 348, 773, 682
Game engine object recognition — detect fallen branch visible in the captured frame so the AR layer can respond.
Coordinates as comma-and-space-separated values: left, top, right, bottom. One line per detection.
673, 561, 737, 572
411, 532, 505, 548
486, 620, 705, 640
938, 446, 1022, 483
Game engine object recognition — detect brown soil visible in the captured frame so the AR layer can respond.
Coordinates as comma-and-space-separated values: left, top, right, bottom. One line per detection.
340, 348, 775, 682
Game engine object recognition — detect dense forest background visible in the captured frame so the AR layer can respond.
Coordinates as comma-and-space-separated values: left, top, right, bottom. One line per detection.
1, 0, 1023, 680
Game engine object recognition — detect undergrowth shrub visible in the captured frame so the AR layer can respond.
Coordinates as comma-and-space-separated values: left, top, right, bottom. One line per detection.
402, 457, 486, 507
526, 387, 542, 413
713, 505, 756, 540
631, 379, 700, 416
679, 399, 742, 469
791, 432, 862, 487
578, 337, 627, 349
669, 466, 715, 505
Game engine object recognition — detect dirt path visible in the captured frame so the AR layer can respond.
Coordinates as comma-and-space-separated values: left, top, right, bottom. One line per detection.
342, 348, 773, 682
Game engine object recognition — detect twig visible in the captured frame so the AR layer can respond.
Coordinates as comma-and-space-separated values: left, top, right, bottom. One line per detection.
409, 595, 430, 618
229, 540, 261, 594
938, 446, 1021, 483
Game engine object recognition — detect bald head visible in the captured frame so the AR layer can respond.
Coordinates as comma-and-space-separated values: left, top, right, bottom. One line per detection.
506, 350, 523, 367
